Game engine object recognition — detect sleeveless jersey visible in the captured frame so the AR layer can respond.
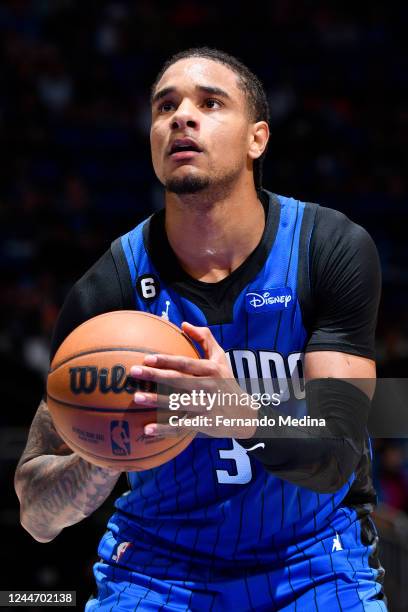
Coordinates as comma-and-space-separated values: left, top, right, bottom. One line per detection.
97, 192, 357, 582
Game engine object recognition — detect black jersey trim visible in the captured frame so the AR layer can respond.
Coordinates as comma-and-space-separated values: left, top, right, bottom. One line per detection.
142, 190, 281, 325
297, 201, 318, 333
110, 237, 136, 309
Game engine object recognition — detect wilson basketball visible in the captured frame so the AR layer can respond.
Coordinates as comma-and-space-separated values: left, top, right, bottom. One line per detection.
46, 311, 199, 471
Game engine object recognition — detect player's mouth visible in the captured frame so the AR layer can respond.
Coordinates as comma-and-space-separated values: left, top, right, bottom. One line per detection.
168, 138, 203, 161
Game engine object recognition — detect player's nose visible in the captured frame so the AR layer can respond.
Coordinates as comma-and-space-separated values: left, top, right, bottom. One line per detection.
171, 99, 199, 131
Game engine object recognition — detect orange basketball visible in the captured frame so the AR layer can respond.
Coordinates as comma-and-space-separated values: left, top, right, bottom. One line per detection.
47, 311, 199, 471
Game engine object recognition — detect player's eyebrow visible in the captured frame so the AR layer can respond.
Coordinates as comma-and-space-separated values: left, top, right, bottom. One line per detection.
195, 85, 231, 99
151, 86, 175, 105
151, 84, 232, 106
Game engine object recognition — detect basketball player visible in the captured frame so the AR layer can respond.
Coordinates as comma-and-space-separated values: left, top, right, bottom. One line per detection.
15, 48, 386, 610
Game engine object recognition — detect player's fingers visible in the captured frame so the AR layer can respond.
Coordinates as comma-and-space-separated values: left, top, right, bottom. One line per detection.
130, 365, 204, 394
143, 422, 186, 438
130, 364, 183, 382
133, 391, 170, 409
134, 391, 215, 412
181, 322, 224, 360
142, 353, 219, 376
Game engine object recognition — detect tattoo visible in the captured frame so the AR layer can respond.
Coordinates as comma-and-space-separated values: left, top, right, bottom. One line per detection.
15, 400, 121, 541
17, 399, 72, 469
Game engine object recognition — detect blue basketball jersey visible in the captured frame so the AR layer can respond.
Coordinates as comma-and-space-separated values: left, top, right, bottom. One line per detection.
94, 191, 362, 584
85, 191, 387, 611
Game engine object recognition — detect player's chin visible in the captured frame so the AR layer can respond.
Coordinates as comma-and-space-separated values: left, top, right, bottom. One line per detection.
165, 171, 210, 195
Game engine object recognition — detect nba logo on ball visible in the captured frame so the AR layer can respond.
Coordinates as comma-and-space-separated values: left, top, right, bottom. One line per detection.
110, 420, 131, 456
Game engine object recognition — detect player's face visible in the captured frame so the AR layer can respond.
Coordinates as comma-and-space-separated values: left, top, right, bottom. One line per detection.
150, 58, 255, 195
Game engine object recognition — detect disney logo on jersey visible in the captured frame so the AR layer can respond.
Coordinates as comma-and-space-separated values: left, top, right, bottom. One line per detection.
245, 287, 292, 313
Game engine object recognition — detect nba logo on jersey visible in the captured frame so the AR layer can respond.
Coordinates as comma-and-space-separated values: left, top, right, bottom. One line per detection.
110, 420, 131, 456
245, 287, 292, 313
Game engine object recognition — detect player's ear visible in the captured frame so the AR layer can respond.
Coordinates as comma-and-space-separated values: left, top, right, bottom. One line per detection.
248, 121, 269, 161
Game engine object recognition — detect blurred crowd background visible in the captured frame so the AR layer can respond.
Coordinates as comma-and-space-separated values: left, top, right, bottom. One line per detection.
1, 0, 407, 609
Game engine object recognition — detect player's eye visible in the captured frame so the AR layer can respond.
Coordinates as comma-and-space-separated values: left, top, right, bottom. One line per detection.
204, 98, 222, 109
158, 101, 175, 113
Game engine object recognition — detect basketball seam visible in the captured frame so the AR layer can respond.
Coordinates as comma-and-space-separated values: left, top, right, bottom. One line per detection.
47, 393, 159, 413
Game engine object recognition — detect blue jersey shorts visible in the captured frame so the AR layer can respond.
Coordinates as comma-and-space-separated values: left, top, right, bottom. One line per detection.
85, 514, 387, 611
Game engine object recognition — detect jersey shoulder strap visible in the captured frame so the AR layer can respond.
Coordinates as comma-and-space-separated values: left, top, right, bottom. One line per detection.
297, 201, 319, 330
110, 236, 135, 309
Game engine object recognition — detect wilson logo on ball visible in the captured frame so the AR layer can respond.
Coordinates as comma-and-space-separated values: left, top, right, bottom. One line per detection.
69, 365, 151, 395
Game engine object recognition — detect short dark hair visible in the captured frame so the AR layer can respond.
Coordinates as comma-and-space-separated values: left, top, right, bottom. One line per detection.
151, 47, 270, 191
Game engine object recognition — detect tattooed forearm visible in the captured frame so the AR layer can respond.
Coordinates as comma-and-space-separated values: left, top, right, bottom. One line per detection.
19, 454, 120, 542
15, 400, 121, 542
16, 400, 72, 468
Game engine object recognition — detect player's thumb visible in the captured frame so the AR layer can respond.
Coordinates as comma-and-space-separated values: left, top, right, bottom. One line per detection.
181, 322, 223, 360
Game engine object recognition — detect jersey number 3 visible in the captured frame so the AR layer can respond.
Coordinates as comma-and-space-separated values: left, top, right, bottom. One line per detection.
216, 439, 253, 484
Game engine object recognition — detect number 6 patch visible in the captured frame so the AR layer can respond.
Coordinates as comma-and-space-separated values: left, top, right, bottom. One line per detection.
136, 274, 160, 302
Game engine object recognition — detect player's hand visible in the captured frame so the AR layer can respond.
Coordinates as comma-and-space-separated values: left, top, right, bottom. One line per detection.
130, 322, 258, 439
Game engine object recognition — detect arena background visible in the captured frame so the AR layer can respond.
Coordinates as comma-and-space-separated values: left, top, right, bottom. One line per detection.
1, 1, 407, 609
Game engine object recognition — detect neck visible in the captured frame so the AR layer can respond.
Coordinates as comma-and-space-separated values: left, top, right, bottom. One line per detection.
164, 178, 265, 282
